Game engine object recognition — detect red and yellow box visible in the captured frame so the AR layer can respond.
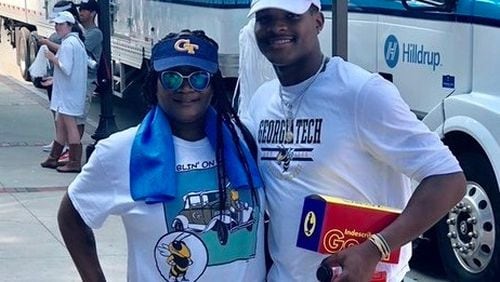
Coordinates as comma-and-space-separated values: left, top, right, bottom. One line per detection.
296, 194, 401, 264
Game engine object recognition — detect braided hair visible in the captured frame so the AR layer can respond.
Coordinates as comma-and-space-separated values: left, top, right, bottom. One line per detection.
143, 30, 259, 213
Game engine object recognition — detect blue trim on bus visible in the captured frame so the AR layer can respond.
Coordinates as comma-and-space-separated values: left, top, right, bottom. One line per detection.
151, 0, 500, 27
342, 0, 500, 28
153, 0, 250, 9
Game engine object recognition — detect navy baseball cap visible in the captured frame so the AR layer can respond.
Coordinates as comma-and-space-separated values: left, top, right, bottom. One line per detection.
151, 33, 219, 74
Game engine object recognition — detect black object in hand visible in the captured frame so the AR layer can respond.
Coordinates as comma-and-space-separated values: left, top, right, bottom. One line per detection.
316, 264, 333, 282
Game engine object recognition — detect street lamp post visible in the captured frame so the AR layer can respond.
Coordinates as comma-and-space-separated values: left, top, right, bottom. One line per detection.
332, 0, 348, 60
86, 0, 118, 160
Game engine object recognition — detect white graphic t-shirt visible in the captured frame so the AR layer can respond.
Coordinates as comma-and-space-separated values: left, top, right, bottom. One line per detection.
68, 127, 266, 282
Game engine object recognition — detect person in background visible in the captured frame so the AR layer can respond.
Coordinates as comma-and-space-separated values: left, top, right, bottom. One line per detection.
40, 11, 87, 173
38, 1, 84, 53
240, 1, 466, 281
36, 0, 83, 153
54, 0, 103, 165
57, 30, 266, 281
38, 0, 102, 165
78, 0, 102, 110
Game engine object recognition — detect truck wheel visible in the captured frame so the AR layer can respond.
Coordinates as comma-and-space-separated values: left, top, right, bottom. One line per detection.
17, 27, 32, 81
216, 221, 228, 246
437, 152, 500, 281
15, 27, 21, 65
28, 31, 38, 71
172, 219, 184, 231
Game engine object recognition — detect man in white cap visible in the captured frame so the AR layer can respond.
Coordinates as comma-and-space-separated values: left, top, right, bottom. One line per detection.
241, 1, 466, 281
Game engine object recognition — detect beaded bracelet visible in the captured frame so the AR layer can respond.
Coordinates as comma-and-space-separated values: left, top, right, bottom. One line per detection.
368, 233, 391, 260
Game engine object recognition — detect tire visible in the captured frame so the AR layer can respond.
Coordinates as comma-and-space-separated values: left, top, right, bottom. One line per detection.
15, 27, 21, 65
28, 31, 38, 70
17, 27, 32, 81
436, 152, 500, 281
172, 219, 184, 231
216, 221, 229, 245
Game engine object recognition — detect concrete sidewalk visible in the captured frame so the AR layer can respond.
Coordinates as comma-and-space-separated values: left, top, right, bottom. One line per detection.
0, 74, 127, 281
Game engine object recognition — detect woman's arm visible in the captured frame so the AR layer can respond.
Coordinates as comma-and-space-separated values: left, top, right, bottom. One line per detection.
39, 37, 60, 53
58, 193, 106, 282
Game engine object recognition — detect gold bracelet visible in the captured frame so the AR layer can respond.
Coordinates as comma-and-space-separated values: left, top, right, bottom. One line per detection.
368, 233, 391, 260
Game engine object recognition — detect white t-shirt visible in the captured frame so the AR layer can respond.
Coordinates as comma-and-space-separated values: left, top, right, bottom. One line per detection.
68, 127, 266, 282
241, 57, 461, 282
50, 33, 87, 116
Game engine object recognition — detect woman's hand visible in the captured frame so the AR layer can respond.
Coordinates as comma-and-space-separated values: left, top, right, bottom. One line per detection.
44, 49, 56, 63
40, 77, 53, 87
44, 50, 59, 68
37, 36, 48, 46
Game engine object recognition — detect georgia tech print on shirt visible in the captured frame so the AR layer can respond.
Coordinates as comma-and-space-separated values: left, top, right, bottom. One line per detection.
258, 118, 323, 179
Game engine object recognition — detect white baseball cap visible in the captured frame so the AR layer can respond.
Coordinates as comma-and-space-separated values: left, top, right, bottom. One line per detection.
50, 11, 75, 24
248, 0, 322, 17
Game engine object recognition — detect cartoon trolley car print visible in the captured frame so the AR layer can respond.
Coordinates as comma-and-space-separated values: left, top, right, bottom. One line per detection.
172, 189, 255, 245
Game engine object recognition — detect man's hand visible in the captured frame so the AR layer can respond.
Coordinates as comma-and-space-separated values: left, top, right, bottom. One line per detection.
321, 241, 381, 282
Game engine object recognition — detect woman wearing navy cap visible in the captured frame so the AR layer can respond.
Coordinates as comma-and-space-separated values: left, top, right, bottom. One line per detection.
57, 30, 266, 281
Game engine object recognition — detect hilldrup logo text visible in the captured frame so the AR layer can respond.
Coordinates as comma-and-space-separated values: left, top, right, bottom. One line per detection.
384, 35, 441, 71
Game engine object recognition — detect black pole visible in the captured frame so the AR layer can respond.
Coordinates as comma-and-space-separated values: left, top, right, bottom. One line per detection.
86, 0, 118, 160
332, 0, 348, 60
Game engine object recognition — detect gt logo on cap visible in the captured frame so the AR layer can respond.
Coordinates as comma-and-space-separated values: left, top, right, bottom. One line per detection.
174, 39, 199, 54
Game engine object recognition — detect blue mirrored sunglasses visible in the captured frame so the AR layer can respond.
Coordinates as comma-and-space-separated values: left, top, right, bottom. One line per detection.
160, 70, 212, 92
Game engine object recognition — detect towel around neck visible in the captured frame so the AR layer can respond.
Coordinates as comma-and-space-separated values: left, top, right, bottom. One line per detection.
130, 106, 262, 204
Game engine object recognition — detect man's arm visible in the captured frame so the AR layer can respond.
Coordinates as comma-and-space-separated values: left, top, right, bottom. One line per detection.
324, 172, 466, 282
58, 192, 106, 282
381, 172, 466, 253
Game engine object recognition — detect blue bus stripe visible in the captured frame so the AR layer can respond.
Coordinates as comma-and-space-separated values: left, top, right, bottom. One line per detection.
152, 0, 250, 9
149, 0, 500, 28
348, 7, 500, 29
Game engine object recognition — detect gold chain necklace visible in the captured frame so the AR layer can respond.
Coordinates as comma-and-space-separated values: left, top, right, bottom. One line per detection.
279, 55, 326, 143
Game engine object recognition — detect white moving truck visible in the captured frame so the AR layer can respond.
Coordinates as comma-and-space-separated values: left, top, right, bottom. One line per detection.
1, 0, 499, 281
345, 1, 499, 281
0, 0, 249, 97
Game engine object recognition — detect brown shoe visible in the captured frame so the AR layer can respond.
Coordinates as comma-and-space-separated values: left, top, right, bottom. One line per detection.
57, 143, 82, 173
41, 141, 65, 168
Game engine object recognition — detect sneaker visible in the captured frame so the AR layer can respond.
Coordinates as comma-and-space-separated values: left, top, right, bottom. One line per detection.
42, 141, 54, 152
